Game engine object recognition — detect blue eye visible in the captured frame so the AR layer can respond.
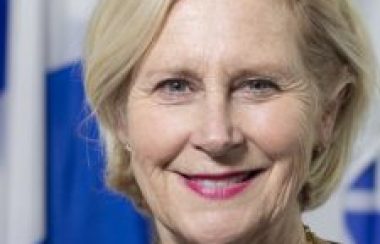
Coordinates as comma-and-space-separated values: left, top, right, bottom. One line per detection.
157, 79, 192, 93
243, 79, 279, 91
237, 79, 280, 94
233, 78, 280, 101
153, 78, 195, 104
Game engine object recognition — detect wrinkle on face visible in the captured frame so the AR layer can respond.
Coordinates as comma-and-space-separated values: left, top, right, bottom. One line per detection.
121, 0, 317, 243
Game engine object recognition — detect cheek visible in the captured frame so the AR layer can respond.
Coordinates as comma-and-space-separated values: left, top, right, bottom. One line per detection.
126, 104, 193, 167
239, 97, 310, 158
240, 97, 312, 199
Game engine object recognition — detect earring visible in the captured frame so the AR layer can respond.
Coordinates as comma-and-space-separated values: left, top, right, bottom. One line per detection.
125, 142, 132, 152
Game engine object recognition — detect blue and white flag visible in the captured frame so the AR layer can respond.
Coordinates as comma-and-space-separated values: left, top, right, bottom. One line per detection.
2, 0, 150, 243
45, 0, 150, 243
345, 143, 380, 244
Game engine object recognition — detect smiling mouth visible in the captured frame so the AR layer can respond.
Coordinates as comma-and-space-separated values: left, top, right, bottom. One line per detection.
177, 169, 265, 200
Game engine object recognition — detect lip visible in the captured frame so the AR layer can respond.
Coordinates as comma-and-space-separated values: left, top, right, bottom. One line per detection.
178, 169, 264, 200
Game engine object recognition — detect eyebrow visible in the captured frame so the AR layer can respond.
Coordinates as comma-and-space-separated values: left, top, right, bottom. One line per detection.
145, 67, 203, 81
227, 65, 296, 83
144, 62, 295, 82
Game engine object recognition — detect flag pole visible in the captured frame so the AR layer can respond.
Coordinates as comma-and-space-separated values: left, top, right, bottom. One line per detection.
6, 0, 45, 243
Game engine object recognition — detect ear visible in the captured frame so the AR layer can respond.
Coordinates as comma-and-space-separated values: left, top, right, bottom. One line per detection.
318, 81, 350, 146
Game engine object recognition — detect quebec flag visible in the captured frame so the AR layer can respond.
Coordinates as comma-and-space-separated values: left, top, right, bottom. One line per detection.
345, 147, 380, 244
1, 0, 150, 243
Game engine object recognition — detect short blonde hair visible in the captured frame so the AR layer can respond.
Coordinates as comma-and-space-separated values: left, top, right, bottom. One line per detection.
85, 0, 376, 211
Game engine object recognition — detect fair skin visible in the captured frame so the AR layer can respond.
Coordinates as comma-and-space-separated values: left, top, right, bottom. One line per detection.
118, 0, 336, 243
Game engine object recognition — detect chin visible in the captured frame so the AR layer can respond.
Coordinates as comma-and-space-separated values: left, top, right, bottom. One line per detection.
170, 208, 259, 244
176, 224, 245, 244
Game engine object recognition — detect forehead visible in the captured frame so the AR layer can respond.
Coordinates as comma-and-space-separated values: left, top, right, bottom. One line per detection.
139, 0, 297, 76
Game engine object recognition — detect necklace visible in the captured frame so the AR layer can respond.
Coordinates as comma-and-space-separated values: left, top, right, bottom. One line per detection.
304, 225, 318, 244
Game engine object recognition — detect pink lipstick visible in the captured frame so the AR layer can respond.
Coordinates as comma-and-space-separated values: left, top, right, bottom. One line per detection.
180, 170, 263, 200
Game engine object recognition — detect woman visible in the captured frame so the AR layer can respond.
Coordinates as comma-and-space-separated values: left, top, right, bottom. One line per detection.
85, 0, 375, 243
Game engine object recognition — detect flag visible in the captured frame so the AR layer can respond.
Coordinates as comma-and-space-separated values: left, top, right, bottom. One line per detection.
44, 0, 150, 243
1, 0, 150, 243
344, 148, 380, 244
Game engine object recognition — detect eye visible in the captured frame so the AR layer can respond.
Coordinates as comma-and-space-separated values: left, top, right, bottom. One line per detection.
153, 78, 196, 104
156, 78, 192, 93
233, 78, 281, 100
237, 79, 279, 93
243, 79, 279, 91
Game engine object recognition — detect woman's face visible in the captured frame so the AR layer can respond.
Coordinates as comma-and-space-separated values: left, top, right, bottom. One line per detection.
122, 0, 315, 243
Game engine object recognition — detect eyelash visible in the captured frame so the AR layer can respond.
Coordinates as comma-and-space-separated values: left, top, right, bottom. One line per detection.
235, 79, 280, 93
155, 79, 193, 94
154, 78, 281, 101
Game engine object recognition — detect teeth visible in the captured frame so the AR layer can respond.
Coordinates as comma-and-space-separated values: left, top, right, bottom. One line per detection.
201, 180, 233, 188
201, 180, 221, 188
197, 174, 250, 189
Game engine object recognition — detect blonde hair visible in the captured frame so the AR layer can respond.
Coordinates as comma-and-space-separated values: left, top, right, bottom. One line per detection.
289, 0, 376, 210
84, 0, 376, 211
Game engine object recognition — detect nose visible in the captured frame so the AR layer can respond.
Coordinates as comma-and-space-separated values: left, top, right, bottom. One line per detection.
190, 97, 244, 157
